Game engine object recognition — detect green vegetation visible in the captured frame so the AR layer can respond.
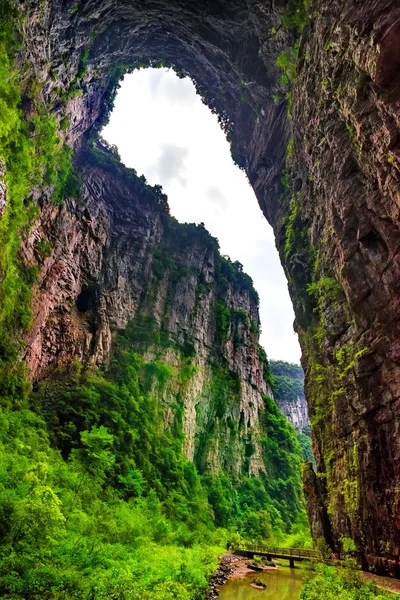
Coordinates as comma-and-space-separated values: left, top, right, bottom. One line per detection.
61, 45, 91, 101
234, 309, 250, 328
85, 140, 169, 212
276, 48, 297, 87
306, 340, 367, 431
306, 276, 342, 312
301, 563, 391, 600
275, 0, 312, 116
194, 364, 241, 465
250, 318, 259, 334
0, 315, 311, 597
297, 430, 314, 463
165, 218, 218, 254
215, 302, 231, 341
276, 48, 297, 116
0, 334, 221, 598
281, 0, 312, 34
260, 395, 305, 528
0, 5, 80, 406
36, 237, 52, 259
215, 254, 259, 308
258, 346, 273, 388
270, 359, 304, 402
270, 360, 313, 463
0, 11, 220, 596
110, 315, 195, 360
270, 360, 303, 379
151, 246, 194, 292
59, 115, 70, 130
282, 195, 305, 263
335, 344, 368, 379
301, 334, 368, 532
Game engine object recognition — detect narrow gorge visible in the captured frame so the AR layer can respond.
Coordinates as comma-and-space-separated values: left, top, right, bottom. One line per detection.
0, 0, 399, 597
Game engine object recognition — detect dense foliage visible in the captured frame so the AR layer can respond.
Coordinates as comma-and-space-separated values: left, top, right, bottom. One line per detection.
85, 139, 169, 212
270, 359, 305, 403
0, 341, 219, 598
0, 405, 220, 599
163, 217, 260, 307
301, 564, 391, 600
297, 430, 314, 463
270, 360, 313, 462
0, 322, 310, 598
260, 395, 304, 526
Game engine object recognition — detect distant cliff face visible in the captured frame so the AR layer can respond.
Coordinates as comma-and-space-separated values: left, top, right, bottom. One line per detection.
22, 141, 271, 477
270, 360, 309, 434
3, 0, 400, 573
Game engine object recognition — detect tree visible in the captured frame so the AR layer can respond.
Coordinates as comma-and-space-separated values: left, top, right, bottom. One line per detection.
16, 485, 65, 546
73, 425, 115, 481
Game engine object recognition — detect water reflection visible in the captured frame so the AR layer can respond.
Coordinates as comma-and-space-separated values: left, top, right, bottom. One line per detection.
218, 566, 303, 600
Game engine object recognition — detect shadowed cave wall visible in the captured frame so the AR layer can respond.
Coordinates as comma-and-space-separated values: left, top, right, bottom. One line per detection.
13, 0, 400, 572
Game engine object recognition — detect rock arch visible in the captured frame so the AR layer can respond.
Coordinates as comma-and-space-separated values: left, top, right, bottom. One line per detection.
17, 0, 400, 572
23, 0, 290, 223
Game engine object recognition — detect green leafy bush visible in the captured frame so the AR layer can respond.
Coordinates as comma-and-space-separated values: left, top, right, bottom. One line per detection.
282, 0, 312, 34
215, 302, 231, 341
301, 564, 391, 600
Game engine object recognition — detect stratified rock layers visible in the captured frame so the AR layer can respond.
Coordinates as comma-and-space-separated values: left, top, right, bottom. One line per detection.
24, 142, 270, 477
11, 0, 400, 570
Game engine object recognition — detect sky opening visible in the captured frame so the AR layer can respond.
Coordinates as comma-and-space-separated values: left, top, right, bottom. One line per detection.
102, 68, 301, 363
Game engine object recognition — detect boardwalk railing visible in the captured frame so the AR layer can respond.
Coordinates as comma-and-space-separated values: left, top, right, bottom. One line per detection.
233, 544, 321, 561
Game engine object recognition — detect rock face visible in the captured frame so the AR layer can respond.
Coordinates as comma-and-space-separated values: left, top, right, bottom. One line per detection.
283, 2, 400, 567
270, 360, 309, 433
23, 140, 270, 477
279, 394, 308, 433
8, 0, 400, 572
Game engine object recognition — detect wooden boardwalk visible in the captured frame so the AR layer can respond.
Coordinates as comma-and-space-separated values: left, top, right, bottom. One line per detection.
233, 544, 321, 568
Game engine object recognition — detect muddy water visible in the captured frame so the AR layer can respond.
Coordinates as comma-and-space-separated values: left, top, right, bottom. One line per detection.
218, 566, 304, 600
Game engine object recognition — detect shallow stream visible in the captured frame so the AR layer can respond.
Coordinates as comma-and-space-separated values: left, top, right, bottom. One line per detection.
218, 566, 304, 600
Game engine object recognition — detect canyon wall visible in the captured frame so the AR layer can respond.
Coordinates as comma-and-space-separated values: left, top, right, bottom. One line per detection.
285, 2, 400, 570
5, 0, 400, 572
270, 360, 309, 434
22, 140, 271, 477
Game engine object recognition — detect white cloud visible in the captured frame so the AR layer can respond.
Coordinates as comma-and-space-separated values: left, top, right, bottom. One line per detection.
146, 68, 197, 106
147, 143, 189, 187
102, 68, 301, 364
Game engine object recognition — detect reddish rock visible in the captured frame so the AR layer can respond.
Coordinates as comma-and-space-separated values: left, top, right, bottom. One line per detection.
10, 0, 400, 572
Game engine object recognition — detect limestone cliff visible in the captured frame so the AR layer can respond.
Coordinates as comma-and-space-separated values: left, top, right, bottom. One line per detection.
3, 0, 400, 574
21, 139, 271, 477
282, 2, 400, 571
270, 360, 309, 434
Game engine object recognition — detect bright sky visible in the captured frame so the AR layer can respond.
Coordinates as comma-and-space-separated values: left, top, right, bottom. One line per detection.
102, 68, 301, 363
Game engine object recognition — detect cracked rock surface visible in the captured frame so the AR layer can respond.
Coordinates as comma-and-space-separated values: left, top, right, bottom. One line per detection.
11, 0, 400, 570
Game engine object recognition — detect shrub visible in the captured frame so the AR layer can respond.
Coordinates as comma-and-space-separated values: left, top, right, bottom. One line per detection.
301, 564, 391, 600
